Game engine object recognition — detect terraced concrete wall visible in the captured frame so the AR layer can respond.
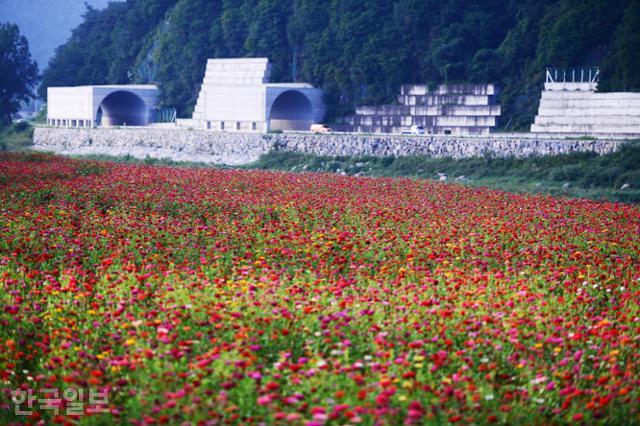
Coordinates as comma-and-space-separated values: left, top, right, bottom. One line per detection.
344, 84, 500, 136
532, 86, 640, 136
33, 127, 622, 166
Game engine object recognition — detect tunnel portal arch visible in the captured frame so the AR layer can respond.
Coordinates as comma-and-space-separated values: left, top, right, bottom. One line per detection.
268, 90, 314, 131
97, 91, 149, 127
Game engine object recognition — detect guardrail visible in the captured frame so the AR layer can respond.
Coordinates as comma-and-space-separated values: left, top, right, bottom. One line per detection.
150, 108, 177, 123
546, 67, 599, 84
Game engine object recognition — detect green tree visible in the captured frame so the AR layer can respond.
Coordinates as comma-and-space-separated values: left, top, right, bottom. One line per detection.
245, 0, 292, 82
601, 0, 640, 91
0, 23, 39, 125
38, 0, 640, 129
155, 0, 224, 115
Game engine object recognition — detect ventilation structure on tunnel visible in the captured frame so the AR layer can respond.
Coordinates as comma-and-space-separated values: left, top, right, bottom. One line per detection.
269, 90, 314, 131
97, 91, 149, 127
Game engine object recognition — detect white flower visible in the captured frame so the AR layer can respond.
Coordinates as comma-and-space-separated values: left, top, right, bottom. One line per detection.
530, 376, 548, 385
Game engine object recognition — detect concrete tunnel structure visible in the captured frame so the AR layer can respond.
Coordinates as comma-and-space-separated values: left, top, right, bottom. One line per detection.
184, 58, 326, 132
47, 85, 159, 128
47, 58, 326, 133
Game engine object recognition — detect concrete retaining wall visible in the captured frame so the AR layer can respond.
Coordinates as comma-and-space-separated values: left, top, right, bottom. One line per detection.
532, 89, 640, 136
33, 127, 623, 166
32, 127, 271, 165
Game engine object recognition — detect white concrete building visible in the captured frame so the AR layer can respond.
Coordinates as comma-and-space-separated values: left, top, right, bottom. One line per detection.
339, 84, 501, 136
181, 58, 326, 132
47, 85, 159, 128
531, 68, 640, 136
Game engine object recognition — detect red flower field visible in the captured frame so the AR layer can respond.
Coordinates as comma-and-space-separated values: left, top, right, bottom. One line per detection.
1, 153, 639, 425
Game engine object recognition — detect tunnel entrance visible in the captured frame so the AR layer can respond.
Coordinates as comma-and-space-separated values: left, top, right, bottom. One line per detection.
97, 91, 149, 127
269, 90, 314, 131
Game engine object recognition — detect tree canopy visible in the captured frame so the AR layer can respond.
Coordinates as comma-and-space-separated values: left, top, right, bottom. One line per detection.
39, 0, 640, 129
0, 23, 39, 125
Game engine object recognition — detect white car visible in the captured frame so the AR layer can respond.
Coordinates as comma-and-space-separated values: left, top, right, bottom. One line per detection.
401, 125, 425, 135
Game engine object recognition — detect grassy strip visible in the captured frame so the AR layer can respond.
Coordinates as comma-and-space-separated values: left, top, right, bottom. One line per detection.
9, 124, 637, 203
0, 122, 34, 151
65, 152, 218, 169
247, 143, 640, 203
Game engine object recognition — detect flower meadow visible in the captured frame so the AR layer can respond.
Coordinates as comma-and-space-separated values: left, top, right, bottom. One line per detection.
1, 153, 639, 426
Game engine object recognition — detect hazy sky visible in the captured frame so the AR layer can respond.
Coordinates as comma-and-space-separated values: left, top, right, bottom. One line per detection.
0, 0, 119, 70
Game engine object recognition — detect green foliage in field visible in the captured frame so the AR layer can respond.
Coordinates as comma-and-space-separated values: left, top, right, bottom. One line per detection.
31, 106, 48, 124
0, 122, 34, 152
248, 142, 640, 203
39, 0, 640, 128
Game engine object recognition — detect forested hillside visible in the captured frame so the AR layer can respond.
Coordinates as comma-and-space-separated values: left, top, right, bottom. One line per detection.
39, 0, 640, 129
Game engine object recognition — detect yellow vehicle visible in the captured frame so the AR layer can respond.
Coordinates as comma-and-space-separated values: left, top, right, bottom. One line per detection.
310, 124, 332, 133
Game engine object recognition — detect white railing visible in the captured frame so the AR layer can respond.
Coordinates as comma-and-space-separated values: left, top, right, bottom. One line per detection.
546, 67, 599, 84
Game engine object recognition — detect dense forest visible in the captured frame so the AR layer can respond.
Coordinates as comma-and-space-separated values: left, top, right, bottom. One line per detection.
39, 0, 640, 129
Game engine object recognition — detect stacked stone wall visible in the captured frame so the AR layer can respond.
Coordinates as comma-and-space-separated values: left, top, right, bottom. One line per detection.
33, 127, 623, 166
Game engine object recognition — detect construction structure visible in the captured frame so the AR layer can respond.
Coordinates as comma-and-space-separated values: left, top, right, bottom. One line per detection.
180, 58, 326, 132
531, 67, 640, 136
47, 85, 160, 128
338, 84, 501, 136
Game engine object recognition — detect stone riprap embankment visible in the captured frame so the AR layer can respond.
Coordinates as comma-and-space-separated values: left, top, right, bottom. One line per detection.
32, 127, 271, 165
274, 133, 622, 158
33, 127, 623, 165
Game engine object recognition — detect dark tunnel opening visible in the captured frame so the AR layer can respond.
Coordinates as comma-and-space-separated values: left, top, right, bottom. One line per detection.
269, 91, 314, 131
97, 91, 148, 127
